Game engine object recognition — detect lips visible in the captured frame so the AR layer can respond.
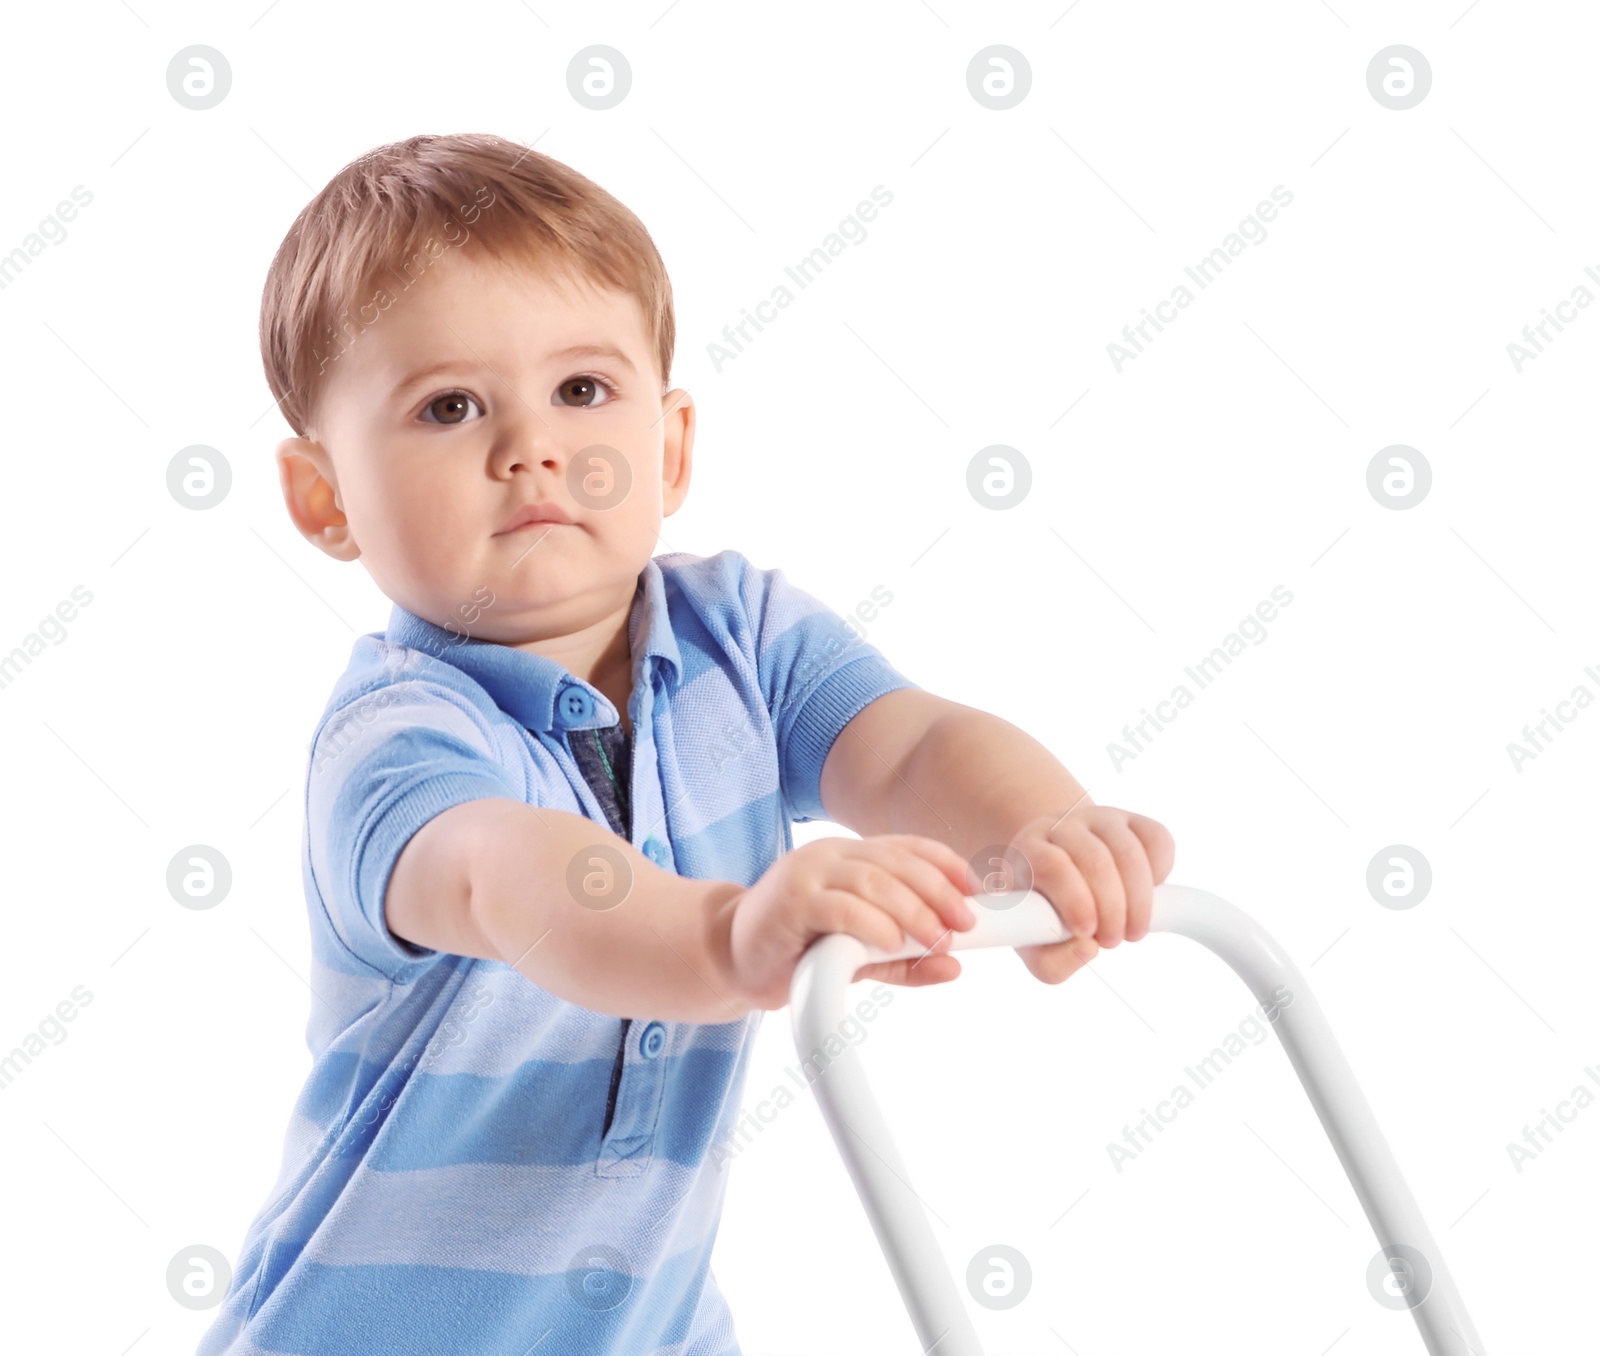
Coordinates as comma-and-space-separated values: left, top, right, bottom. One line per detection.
497, 502, 575, 534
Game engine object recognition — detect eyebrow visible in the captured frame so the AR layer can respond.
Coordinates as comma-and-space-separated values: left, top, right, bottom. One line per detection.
388, 344, 639, 400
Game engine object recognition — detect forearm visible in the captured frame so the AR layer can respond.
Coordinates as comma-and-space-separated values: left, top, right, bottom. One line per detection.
463, 801, 750, 1024
891, 705, 1092, 863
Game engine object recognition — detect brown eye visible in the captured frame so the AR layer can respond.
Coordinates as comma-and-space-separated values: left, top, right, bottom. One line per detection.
556, 376, 614, 407
421, 391, 483, 424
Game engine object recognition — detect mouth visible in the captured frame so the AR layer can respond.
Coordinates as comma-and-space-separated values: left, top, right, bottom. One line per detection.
499, 519, 571, 536
495, 504, 576, 535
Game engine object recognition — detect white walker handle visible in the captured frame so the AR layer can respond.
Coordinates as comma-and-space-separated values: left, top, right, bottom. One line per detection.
788, 882, 1485, 1356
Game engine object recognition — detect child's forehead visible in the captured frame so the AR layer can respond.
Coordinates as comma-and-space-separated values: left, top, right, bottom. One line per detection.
385, 249, 635, 327
428, 247, 596, 299
332, 252, 653, 395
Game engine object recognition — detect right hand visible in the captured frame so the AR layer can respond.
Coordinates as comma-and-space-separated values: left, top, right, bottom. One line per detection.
727, 834, 978, 1012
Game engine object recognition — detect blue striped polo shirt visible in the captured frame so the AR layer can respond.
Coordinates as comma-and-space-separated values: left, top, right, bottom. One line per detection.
195, 548, 917, 1356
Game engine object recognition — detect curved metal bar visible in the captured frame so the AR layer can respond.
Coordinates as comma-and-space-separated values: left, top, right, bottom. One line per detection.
788, 881, 1485, 1355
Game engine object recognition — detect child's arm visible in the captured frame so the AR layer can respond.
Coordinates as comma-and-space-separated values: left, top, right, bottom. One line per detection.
817, 687, 1176, 983
387, 797, 976, 1021
387, 798, 748, 1023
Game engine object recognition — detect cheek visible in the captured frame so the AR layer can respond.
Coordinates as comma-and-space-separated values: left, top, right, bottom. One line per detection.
352, 476, 419, 548
373, 457, 454, 517
616, 481, 664, 535
622, 448, 665, 513
354, 463, 473, 558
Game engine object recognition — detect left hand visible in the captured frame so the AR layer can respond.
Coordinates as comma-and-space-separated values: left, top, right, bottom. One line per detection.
993, 804, 1175, 985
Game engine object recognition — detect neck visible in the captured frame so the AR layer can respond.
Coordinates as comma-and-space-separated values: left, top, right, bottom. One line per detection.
507, 586, 638, 733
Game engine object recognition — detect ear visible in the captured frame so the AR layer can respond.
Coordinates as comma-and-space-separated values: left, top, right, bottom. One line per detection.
659, 388, 695, 517
277, 437, 360, 561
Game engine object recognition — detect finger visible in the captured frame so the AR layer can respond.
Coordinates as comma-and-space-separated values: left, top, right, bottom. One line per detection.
868, 838, 978, 932
1129, 813, 1176, 884
1059, 819, 1127, 946
1026, 843, 1097, 940
964, 840, 1035, 904
1094, 820, 1155, 942
857, 953, 962, 987
835, 859, 954, 954
814, 886, 907, 956
891, 834, 982, 915
1016, 935, 1099, 984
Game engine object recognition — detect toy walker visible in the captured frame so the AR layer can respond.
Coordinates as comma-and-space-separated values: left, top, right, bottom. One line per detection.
789, 882, 1484, 1354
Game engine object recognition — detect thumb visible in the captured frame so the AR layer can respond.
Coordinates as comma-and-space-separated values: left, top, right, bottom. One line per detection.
855, 953, 963, 988
1016, 935, 1099, 984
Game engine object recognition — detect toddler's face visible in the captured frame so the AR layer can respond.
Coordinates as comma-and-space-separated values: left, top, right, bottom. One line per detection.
280, 248, 692, 646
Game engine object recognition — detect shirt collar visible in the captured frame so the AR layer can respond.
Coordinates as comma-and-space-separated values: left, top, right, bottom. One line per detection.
382, 557, 683, 734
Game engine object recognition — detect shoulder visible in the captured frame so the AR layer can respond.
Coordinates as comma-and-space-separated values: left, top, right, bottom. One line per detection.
320, 632, 497, 725
308, 633, 510, 777
651, 547, 751, 601
650, 549, 822, 681
651, 547, 812, 629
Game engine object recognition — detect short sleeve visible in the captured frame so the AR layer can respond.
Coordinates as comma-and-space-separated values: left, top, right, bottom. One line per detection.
738, 561, 920, 823
306, 678, 520, 980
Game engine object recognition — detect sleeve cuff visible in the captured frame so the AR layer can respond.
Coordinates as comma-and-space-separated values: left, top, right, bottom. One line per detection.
784, 654, 919, 823
353, 767, 519, 978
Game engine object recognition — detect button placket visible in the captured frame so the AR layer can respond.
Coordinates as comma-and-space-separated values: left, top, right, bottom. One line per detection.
595, 1018, 671, 1177
567, 665, 670, 1177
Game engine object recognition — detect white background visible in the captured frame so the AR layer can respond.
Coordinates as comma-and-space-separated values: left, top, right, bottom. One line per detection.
0, 1, 1591, 1352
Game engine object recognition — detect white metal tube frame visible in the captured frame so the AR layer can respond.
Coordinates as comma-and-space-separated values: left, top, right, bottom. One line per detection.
788, 882, 1484, 1355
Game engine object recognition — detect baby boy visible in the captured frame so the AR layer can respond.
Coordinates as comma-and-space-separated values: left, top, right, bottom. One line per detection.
197, 131, 1174, 1356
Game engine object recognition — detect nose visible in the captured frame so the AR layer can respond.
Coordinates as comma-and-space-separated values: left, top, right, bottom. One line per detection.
489, 413, 563, 480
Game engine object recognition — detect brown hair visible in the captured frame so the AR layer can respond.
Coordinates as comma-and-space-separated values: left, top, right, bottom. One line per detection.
259, 132, 676, 438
